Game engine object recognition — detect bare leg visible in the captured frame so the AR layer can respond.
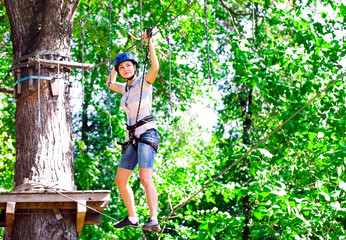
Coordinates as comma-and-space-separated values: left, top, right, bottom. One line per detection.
115, 167, 137, 218
138, 167, 158, 218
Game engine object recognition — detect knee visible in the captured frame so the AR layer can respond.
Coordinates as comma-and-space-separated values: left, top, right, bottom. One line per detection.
115, 176, 127, 187
139, 175, 153, 188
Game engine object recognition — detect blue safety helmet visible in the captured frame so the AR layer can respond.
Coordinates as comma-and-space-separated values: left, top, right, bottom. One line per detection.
113, 52, 138, 74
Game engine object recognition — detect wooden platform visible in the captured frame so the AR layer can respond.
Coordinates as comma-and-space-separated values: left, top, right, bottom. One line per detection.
0, 190, 111, 236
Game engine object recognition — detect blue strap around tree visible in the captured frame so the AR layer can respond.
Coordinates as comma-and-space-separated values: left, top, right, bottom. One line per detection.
14, 75, 53, 86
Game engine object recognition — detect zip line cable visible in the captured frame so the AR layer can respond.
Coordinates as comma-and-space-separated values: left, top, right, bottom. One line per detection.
158, 71, 346, 227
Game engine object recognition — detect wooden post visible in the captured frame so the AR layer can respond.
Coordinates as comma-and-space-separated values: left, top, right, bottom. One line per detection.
28, 68, 34, 91
6, 202, 16, 237
76, 200, 87, 236
16, 69, 21, 95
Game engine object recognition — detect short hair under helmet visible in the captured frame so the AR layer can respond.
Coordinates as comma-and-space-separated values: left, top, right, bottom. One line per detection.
113, 52, 138, 73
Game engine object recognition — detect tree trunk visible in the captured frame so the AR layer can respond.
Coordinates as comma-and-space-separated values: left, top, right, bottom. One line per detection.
4, 0, 80, 239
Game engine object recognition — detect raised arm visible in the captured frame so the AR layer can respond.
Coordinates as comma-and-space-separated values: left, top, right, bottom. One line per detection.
143, 33, 159, 84
106, 66, 122, 93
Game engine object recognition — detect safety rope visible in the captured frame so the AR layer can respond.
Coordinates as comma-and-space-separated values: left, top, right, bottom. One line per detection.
204, 0, 212, 85
72, 0, 104, 32
81, 22, 85, 107
134, 28, 153, 128
252, 0, 255, 46
140, 0, 143, 54
107, 0, 113, 137
152, 0, 177, 30
159, 71, 346, 227
166, 26, 172, 113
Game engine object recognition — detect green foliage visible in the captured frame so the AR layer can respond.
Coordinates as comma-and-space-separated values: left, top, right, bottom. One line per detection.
0, 0, 15, 192
1, 0, 345, 239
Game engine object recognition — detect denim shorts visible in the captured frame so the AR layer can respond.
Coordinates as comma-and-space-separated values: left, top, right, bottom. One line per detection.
118, 128, 159, 171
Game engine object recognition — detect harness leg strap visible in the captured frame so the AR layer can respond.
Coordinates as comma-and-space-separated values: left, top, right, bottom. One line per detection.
138, 138, 158, 153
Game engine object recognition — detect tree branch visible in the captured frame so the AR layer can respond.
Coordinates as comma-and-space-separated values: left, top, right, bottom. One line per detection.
0, 87, 14, 94
219, 0, 243, 34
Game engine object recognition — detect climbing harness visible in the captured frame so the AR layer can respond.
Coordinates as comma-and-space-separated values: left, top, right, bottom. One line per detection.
118, 115, 158, 154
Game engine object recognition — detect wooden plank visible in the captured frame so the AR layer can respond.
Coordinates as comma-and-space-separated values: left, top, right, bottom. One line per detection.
6, 202, 15, 237
0, 201, 108, 211
0, 191, 111, 204
28, 58, 94, 69
76, 200, 86, 236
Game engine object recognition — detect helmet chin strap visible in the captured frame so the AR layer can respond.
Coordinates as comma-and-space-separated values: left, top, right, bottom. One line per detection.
124, 67, 138, 82
125, 74, 136, 81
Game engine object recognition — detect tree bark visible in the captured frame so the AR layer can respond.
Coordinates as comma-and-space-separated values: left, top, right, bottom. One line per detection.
4, 0, 80, 239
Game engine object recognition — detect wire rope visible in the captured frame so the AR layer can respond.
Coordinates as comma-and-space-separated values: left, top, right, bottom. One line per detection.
81, 22, 85, 107
252, 0, 255, 46
107, 0, 113, 137
140, 0, 144, 54
166, 26, 172, 114
72, 0, 105, 32
159, 71, 346, 226
134, 29, 152, 128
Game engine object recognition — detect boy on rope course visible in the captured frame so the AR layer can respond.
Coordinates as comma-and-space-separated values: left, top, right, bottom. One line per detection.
106, 30, 160, 232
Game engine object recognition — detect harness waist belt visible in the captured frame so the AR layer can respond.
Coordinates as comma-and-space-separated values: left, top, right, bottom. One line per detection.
118, 115, 157, 154
126, 115, 153, 132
